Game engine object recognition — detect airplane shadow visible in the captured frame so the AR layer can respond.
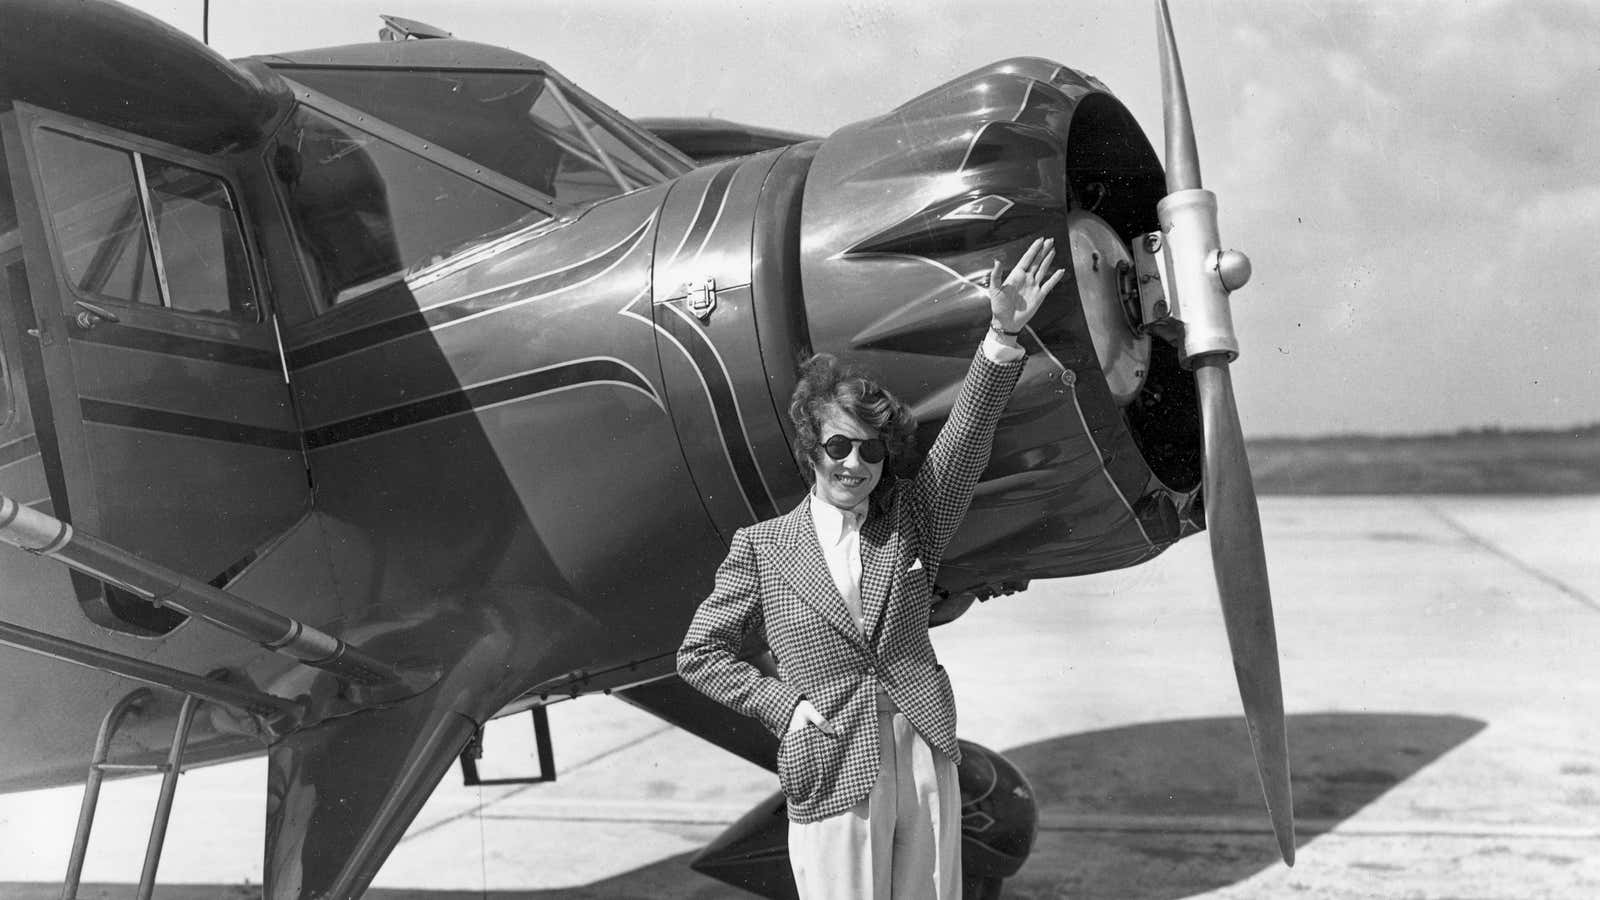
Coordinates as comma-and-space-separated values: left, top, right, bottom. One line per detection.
4, 712, 1484, 900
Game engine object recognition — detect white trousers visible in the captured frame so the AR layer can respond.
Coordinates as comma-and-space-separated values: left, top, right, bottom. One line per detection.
788, 703, 962, 899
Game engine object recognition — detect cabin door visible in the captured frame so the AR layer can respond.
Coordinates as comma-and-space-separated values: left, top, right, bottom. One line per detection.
2, 104, 309, 633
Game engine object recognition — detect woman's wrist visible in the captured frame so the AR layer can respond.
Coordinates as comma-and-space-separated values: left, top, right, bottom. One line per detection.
981, 329, 1026, 363
989, 319, 1024, 337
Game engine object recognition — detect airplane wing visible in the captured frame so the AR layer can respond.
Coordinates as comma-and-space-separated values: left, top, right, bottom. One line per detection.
635, 117, 818, 165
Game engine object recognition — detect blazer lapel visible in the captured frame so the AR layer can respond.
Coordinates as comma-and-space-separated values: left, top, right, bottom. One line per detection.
772, 500, 868, 649
858, 503, 896, 645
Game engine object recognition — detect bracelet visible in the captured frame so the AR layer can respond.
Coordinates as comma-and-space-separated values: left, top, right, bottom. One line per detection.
989, 320, 1024, 337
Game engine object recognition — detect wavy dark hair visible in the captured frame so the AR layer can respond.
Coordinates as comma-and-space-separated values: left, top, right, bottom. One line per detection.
789, 354, 918, 503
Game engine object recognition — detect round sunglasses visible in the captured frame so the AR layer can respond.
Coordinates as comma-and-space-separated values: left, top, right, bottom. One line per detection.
822, 434, 887, 464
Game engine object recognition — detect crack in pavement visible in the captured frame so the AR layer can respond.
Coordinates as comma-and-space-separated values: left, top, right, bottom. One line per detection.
1419, 501, 1599, 614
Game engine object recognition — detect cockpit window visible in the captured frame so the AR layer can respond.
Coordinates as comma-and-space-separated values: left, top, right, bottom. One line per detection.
33, 128, 259, 319
276, 67, 675, 206
271, 106, 540, 305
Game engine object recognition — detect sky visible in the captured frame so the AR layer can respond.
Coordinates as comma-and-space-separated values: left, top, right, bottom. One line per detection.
116, 0, 1600, 437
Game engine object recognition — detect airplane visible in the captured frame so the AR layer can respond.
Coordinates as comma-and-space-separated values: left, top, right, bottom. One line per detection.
0, 0, 1291, 897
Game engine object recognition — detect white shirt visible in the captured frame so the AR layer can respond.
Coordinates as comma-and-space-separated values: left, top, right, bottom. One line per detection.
809, 491, 868, 631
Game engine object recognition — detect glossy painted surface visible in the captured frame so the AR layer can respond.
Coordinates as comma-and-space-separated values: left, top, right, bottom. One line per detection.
282, 183, 732, 689
0, 5, 1218, 897
649, 149, 810, 537
0, 0, 289, 153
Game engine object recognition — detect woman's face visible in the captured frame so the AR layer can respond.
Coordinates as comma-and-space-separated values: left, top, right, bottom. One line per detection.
811, 406, 883, 510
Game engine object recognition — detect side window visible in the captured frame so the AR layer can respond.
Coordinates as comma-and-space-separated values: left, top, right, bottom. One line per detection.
33, 128, 258, 319
145, 158, 257, 316
34, 131, 159, 306
272, 106, 540, 305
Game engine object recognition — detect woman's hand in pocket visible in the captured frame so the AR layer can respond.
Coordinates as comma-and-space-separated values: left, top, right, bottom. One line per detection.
787, 698, 837, 736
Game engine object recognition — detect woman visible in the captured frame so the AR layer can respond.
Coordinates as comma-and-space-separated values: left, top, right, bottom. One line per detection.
678, 237, 1063, 898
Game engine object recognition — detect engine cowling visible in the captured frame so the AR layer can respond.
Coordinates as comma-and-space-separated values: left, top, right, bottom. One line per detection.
790, 58, 1202, 608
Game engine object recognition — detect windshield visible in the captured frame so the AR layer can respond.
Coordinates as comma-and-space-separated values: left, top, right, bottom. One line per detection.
277, 67, 677, 206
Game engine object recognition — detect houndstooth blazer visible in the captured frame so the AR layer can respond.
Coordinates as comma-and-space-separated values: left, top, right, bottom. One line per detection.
677, 346, 1024, 823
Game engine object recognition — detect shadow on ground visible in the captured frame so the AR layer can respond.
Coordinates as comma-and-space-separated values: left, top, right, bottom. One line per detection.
3, 712, 1484, 899
1000, 711, 1486, 899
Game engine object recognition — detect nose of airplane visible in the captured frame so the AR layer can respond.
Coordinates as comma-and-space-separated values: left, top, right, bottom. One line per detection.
642, 55, 1204, 580
795, 57, 1202, 505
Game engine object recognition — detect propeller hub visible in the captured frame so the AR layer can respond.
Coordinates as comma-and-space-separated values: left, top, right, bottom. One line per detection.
1209, 249, 1252, 293
1156, 189, 1240, 363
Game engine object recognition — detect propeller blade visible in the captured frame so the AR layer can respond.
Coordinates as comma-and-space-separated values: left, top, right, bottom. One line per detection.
1154, 0, 1295, 864
1195, 359, 1295, 864
1155, 0, 1202, 193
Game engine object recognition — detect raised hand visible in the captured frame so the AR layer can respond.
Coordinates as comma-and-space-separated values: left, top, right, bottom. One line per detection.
986, 236, 1066, 336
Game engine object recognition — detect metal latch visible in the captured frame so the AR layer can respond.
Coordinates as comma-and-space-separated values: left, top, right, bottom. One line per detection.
1129, 232, 1184, 346
684, 277, 716, 319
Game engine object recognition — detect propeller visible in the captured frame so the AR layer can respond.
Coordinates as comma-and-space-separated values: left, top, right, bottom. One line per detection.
1154, 0, 1295, 864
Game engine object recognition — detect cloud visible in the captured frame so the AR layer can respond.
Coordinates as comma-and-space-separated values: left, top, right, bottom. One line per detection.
1228, 2, 1598, 199
1172, 1, 1600, 432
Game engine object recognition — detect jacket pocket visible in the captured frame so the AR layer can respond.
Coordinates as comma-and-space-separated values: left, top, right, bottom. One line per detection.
776, 724, 825, 805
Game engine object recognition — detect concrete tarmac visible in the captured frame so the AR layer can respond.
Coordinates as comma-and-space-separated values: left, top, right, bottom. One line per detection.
2, 496, 1597, 898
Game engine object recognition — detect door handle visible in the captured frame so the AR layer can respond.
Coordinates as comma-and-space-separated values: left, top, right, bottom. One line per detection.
73, 300, 120, 329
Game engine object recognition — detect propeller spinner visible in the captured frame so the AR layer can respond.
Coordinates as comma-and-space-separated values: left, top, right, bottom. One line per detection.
1153, 0, 1295, 864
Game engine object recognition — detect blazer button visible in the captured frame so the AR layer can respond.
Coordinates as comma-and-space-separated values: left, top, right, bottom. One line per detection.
863, 665, 876, 676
